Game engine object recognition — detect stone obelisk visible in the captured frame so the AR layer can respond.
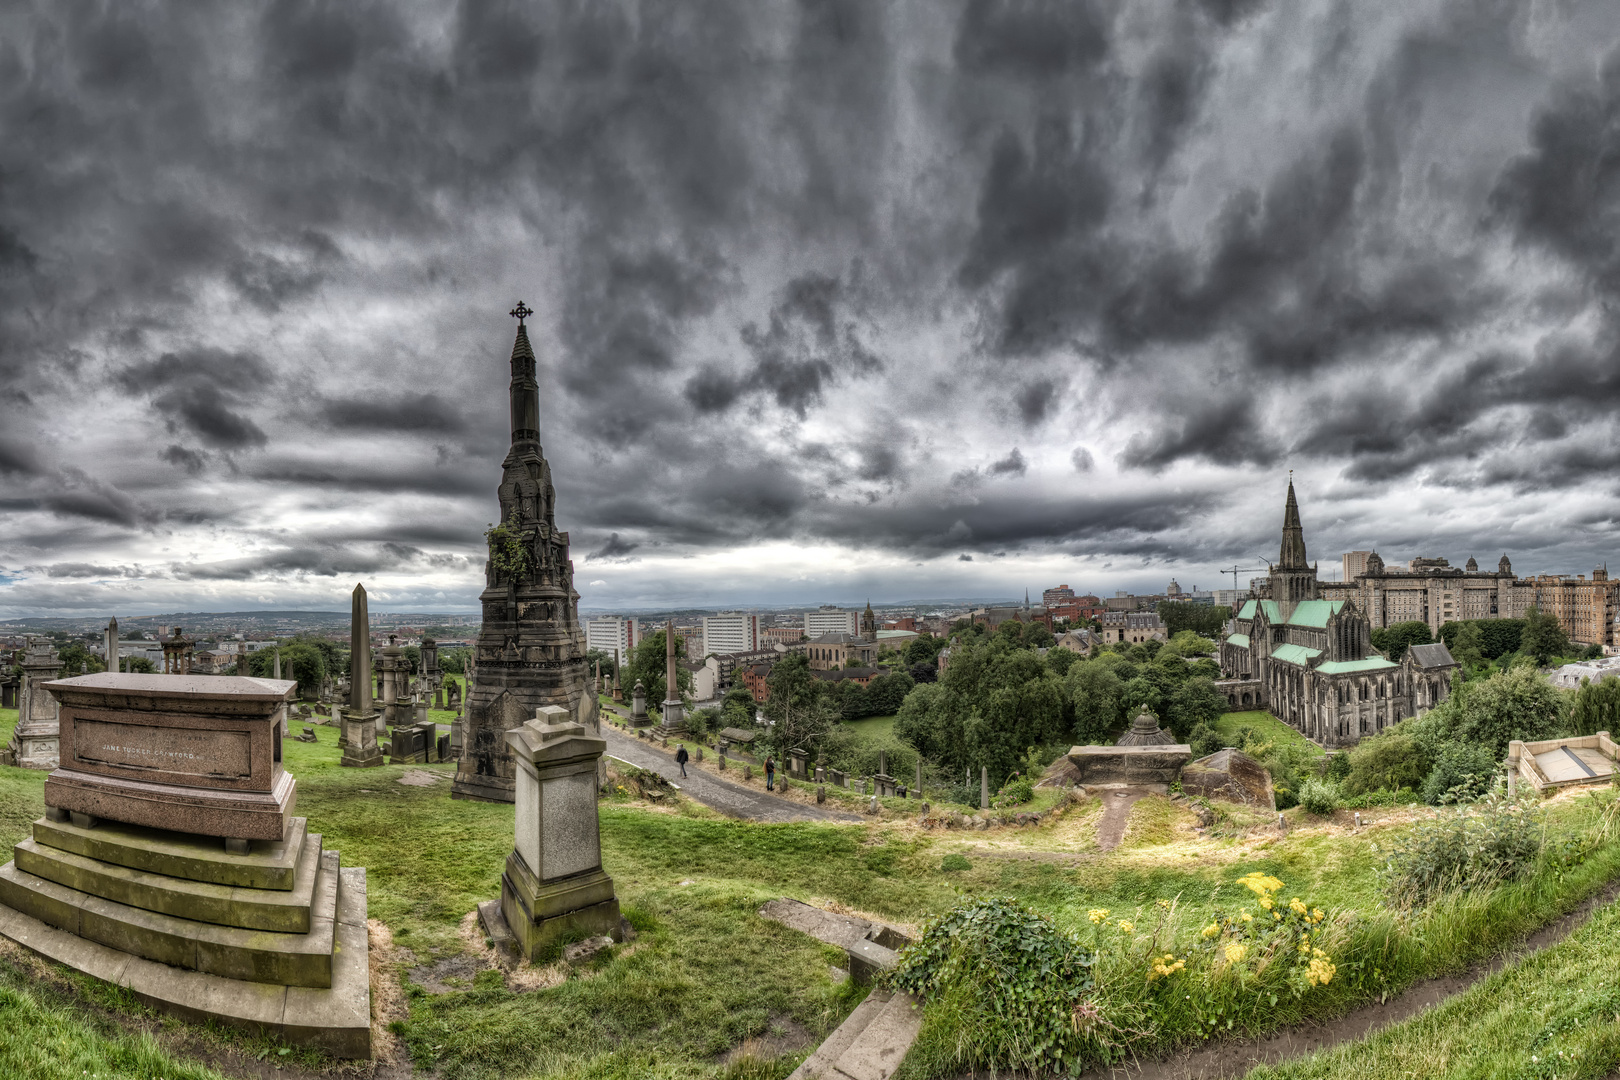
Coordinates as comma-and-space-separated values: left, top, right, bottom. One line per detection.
659, 619, 685, 735
342, 583, 382, 767
452, 303, 597, 803
104, 617, 118, 675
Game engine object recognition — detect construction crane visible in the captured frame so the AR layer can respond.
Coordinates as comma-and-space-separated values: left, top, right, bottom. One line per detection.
1222, 559, 1271, 594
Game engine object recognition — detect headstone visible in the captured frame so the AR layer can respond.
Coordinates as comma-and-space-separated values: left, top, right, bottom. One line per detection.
815, 765, 825, 784
631, 679, 648, 726
980, 767, 989, 811
436, 733, 452, 764
915, 760, 922, 798
342, 586, 383, 768
695, 747, 703, 762
497, 704, 620, 960
435, 687, 445, 709
817, 785, 826, 804
789, 748, 808, 779
744, 764, 753, 781
10, 638, 63, 770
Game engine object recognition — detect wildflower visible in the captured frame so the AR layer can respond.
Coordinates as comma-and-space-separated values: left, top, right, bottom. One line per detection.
1236, 872, 1285, 898
1306, 950, 1336, 986
1225, 942, 1248, 964
1273, 910, 1281, 921
1148, 953, 1185, 981
1088, 908, 1111, 925
1289, 897, 1308, 916
1312, 908, 1325, 923
1202, 922, 1220, 939
1156, 898, 1173, 910
1241, 912, 1254, 923
1117, 920, 1135, 933
1259, 895, 1275, 910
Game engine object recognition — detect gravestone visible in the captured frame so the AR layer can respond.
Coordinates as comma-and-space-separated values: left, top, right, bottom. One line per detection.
631, 679, 648, 726
980, 767, 989, 810
815, 765, 825, 784
497, 705, 620, 960
9, 638, 63, 770
789, 748, 808, 779
341, 584, 383, 768
0, 672, 371, 1057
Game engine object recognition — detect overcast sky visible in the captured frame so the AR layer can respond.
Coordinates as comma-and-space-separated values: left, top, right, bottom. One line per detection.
3, 0, 1620, 617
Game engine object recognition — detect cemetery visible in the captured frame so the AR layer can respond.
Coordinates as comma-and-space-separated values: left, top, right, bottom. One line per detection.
0, 315, 1617, 1079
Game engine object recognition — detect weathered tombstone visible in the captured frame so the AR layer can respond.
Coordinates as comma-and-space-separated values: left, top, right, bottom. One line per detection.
436, 733, 452, 764
695, 747, 704, 763
1, 672, 372, 1057
980, 767, 989, 810
342, 584, 383, 768
497, 705, 620, 960
817, 785, 826, 804
9, 638, 63, 770
915, 760, 922, 798
789, 748, 808, 779
435, 687, 445, 709
744, 764, 753, 781
631, 679, 648, 726
814, 765, 825, 784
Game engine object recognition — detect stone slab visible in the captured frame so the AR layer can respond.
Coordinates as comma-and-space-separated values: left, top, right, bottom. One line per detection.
0, 888, 370, 1059
1180, 749, 1276, 810
0, 851, 338, 988
15, 830, 322, 933
831, 991, 922, 1080
45, 767, 296, 842
1066, 744, 1192, 789
283, 868, 372, 1058
787, 989, 893, 1080
31, 815, 307, 890
846, 939, 897, 986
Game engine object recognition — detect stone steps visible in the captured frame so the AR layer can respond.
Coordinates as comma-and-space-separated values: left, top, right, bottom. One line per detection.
788, 990, 922, 1080
32, 814, 309, 891
13, 829, 323, 933
0, 848, 341, 987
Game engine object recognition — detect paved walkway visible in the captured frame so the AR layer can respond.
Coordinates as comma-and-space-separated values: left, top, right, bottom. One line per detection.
601, 726, 861, 824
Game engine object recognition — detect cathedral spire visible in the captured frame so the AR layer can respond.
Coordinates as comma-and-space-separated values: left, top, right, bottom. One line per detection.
1279, 476, 1308, 570
508, 302, 539, 447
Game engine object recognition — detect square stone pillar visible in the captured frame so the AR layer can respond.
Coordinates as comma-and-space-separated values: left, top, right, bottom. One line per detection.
499, 705, 620, 960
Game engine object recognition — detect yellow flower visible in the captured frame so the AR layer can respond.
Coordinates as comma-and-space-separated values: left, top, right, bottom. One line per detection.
1236, 872, 1285, 898
1289, 898, 1308, 916
1117, 920, 1135, 933
1307, 951, 1336, 986
1273, 910, 1282, 921
1259, 895, 1275, 910
1156, 898, 1173, 910
1148, 953, 1186, 981
1224, 942, 1248, 963
1202, 922, 1221, 939
1312, 908, 1325, 923
1241, 912, 1254, 923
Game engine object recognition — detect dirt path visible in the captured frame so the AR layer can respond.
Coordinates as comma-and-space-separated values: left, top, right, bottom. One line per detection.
602, 726, 861, 824
1095, 787, 1150, 851
1067, 875, 1620, 1080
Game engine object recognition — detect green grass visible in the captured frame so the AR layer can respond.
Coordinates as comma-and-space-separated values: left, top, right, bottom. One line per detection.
844, 714, 898, 740
1216, 710, 1326, 758
1244, 890, 1620, 1080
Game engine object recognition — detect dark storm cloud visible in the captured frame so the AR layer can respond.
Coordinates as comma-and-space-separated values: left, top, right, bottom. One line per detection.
318, 393, 467, 434
587, 533, 640, 562
170, 541, 436, 582
988, 448, 1027, 476
160, 445, 208, 475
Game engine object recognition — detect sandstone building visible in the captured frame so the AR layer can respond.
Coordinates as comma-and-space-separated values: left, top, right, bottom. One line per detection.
1319, 553, 1533, 636
1218, 483, 1458, 748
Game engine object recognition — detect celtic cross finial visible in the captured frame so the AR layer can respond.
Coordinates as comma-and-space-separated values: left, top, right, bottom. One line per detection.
510, 301, 533, 324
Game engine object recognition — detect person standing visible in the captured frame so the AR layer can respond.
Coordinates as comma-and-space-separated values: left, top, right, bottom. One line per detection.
764, 755, 776, 791
675, 744, 690, 778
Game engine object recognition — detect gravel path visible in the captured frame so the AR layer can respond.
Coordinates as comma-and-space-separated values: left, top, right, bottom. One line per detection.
601, 726, 861, 824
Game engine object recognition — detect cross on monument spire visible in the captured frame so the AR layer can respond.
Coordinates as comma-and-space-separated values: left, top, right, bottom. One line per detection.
510, 300, 533, 323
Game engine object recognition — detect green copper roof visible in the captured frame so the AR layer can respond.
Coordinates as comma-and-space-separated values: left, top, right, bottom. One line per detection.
1316, 657, 1398, 674
1270, 643, 1323, 666
1285, 599, 1345, 628
1236, 600, 1257, 619
1260, 600, 1281, 622
1226, 633, 1250, 648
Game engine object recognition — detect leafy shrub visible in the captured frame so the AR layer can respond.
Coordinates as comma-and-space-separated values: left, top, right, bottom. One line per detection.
1297, 777, 1342, 817
886, 897, 1096, 1075
1377, 789, 1544, 909
685, 707, 720, 741
1187, 722, 1225, 759
1342, 731, 1431, 796
1325, 751, 1352, 782
1420, 742, 1499, 805
940, 853, 972, 872
992, 775, 1035, 807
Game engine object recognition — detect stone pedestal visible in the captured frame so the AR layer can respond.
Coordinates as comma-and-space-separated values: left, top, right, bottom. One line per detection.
10, 639, 63, 770
498, 705, 620, 961
789, 749, 808, 780
339, 709, 383, 768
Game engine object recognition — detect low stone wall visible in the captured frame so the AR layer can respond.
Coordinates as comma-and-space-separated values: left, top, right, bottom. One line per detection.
1065, 744, 1192, 792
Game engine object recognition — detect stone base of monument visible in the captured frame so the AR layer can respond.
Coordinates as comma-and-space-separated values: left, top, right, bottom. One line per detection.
340, 709, 384, 768
8, 722, 60, 771
499, 852, 622, 961
0, 814, 370, 1057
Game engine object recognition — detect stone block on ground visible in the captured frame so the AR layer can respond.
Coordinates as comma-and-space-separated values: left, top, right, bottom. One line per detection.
1180, 748, 1275, 809
562, 935, 613, 965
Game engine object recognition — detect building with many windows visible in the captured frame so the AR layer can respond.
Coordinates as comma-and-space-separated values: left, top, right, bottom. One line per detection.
804, 606, 860, 638
1528, 571, 1620, 650
700, 612, 761, 657
585, 616, 640, 670
1319, 554, 1533, 635
1218, 482, 1458, 748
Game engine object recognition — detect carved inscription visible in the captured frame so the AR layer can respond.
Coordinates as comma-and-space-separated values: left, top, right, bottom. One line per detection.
76, 719, 251, 780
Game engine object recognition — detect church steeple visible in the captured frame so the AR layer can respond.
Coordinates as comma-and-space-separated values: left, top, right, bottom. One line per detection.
1279, 476, 1308, 570
508, 302, 540, 447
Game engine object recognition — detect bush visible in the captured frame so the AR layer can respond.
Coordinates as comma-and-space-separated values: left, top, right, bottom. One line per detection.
1377, 789, 1543, 909
685, 707, 719, 741
886, 897, 1096, 1075
940, 854, 972, 872
992, 775, 1035, 808
1325, 751, 1352, 782
1342, 731, 1431, 796
1187, 722, 1225, 759
1297, 777, 1342, 817
1420, 741, 1499, 805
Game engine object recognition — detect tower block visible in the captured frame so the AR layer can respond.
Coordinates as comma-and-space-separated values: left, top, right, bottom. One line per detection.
452, 304, 597, 804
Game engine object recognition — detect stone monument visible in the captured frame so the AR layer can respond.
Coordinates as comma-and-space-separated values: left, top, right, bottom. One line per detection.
494, 705, 620, 959
0, 673, 370, 1056
657, 619, 686, 736
8, 638, 63, 770
453, 303, 597, 803
341, 584, 383, 768
104, 617, 119, 675
631, 679, 648, 726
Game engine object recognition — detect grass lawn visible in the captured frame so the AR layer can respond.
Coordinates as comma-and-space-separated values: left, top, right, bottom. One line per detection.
1216, 709, 1326, 758
843, 713, 898, 740
0, 708, 1618, 1077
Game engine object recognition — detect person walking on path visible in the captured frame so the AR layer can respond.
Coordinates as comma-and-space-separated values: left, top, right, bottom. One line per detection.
765, 756, 776, 791
675, 744, 690, 778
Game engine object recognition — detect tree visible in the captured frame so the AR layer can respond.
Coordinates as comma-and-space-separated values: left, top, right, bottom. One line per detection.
904, 636, 944, 666
250, 643, 327, 697
1023, 622, 1053, 649
1158, 601, 1233, 638
1371, 620, 1432, 662
1520, 605, 1570, 666
721, 682, 756, 725
1166, 677, 1224, 740
995, 620, 1027, 647
57, 643, 104, 677
584, 648, 618, 681
1067, 661, 1124, 744
624, 630, 692, 712
865, 671, 915, 716
125, 656, 156, 674
1447, 620, 1486, 670
908, 661, 938, 684
1045, 647, 1078, 677
440, 647, 471, 674
762, 654, 840, 761
1415, 663, 1568, 758
1572, 675, 1620, 737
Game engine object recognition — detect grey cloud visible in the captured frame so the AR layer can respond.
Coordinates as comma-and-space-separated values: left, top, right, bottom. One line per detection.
587, 533, 640, 562
160, 445, 208, 475
1071, 446, 1094, 472
318, 393, 467, 434
989, 448, 1027, 476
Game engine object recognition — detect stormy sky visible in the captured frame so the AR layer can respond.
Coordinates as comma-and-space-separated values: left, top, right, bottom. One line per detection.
4, 0, 1620, 617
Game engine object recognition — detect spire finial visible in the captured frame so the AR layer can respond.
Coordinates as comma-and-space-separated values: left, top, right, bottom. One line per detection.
510, 301, 533, 324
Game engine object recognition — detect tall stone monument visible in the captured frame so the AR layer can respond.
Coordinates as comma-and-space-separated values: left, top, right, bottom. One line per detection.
341, 583, 383, 768
452, 303, 596, 803
104, 617, 119, 675
658, 619, 685, 736
495, 705, 620, 958
9, 638, 63, 769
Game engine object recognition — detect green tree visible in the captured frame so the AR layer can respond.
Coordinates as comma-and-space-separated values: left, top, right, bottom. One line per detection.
125, 656, 156, 675
1158, 601, 1233, 638
1415, 663, 1568, 759
1166, 677, 1224, 740
624, 630, 692, 712
440, 647, 471, 675
865, 671, 915, 716
1342, 730, 1431, 796
1446, 619, 1486, 670
57, 643, 104, 677
1023, 622, 1053, 649
762, 654, 840, 760
1571, 675, 1620, 736
1045, 647, 1078, 677
1067, 660, 1124, 744
1371, 620, 1433, 662
1519, 605, 1570, 666
584, 648, 618, 681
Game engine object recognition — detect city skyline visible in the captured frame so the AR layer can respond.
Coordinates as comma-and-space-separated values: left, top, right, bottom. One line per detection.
5, 4, 1620, 617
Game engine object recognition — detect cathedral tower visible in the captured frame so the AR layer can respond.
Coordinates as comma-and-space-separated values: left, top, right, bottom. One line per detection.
452, 304, 597, 803
1270, 477, 1319, 618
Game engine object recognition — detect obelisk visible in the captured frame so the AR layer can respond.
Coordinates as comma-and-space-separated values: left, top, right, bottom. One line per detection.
342, 583, 382, 766
660, 619, 684, 734
104, 617, 118, 675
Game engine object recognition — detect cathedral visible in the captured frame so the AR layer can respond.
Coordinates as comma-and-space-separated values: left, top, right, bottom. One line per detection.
1217, 482, 1458, 749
